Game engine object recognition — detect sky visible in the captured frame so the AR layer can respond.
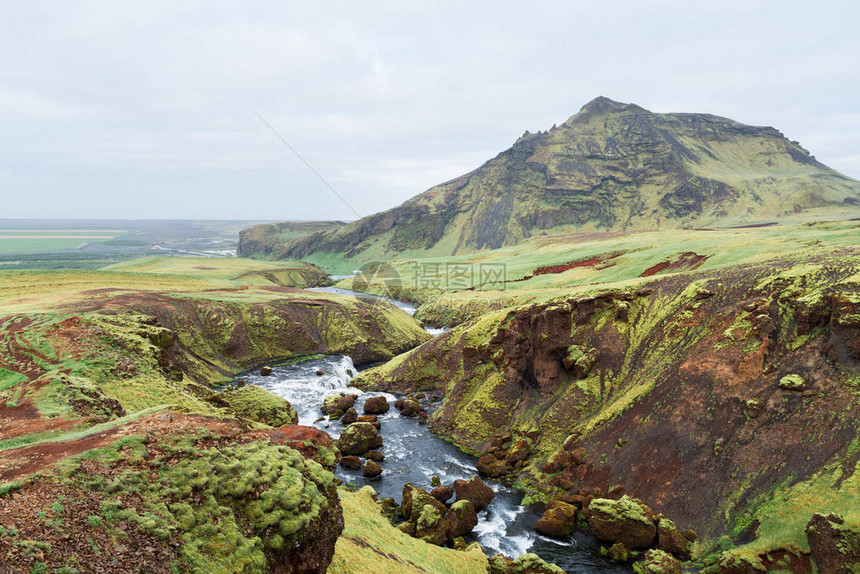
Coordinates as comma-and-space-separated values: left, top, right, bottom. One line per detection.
1, 1, 858, 221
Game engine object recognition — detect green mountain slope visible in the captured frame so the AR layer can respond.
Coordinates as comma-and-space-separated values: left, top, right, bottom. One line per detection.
241, 97, 860, 262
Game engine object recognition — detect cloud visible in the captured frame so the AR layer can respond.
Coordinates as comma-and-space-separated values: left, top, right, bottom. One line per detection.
0, 0, 858, 218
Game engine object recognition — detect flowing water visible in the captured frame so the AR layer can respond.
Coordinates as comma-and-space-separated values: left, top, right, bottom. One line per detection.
239, 288, 628, 573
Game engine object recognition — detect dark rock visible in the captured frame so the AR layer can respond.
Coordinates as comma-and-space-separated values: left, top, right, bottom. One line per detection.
357, 414, 378, 422
445, 500, 478, 539
607, 484, 625, 499
542, 449, 571, 473
505, 440, 531, 465
363, 395, 390, 414
805, 513, 860, 574
365, 450, 384, 462
322, 393, 357, 415
430, 485, 454, 503
339, 455, 361, 470
260, 366, 273, 376
536, 500, 578, 537
569, 447, 587, 465
562, 432, 581, 451
399, 398, 424, 417
336, 422, 382, 455
585, 496, 656, 549
477, 454, 508, 478
453, 475, 495, 512
341, 407, 357, 425
362, 460, 383, 477
316, 370, 325, 376
657, 517, 692, 559
430, 475, 441, 487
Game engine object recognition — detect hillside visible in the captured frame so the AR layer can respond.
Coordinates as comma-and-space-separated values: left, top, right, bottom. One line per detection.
239, 97, 860, 264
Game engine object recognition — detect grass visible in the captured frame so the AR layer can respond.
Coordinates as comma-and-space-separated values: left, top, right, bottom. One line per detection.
723, 460, 859, 564
315, 219, 860, 325
329, 486, 488, 574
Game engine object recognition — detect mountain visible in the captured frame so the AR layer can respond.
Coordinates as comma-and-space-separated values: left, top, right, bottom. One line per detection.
240, 97, 860, 260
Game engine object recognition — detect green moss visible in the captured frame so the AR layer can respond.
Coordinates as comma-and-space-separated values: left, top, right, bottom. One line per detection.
589, 496, 653, 528
57, 435, 339, 573
329, 486, 488, 574
779, 374, 806, 391
219, 385, 298, 427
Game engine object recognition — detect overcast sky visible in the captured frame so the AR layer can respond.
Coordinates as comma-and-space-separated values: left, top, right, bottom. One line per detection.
1, 1, 858, 220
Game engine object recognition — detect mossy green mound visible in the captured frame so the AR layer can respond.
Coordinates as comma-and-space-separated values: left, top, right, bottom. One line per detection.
1, 424, 344, 573
219, 385, 298, 427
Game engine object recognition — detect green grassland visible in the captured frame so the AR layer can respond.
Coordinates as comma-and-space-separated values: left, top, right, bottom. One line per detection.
329, 219, 860, 326
0, 257, 427, 449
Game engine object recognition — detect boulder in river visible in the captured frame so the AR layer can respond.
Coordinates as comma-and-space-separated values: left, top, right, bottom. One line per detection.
453, 475, 495, 512
402, 483, 444, 519
322, 393, 357, 414
397, 398, 424, 417
363, 395, 390, 414
365, 450, 385, 461
535, 500, 578, 538
430, 485, 454, 503
341, 407, 358, 425
339, 455, 361, 470
260, 365, 273, 376
445, 500, 478, 539
336, 422, 382, 455
585, 495, 656, 549
362, 459, 383, 477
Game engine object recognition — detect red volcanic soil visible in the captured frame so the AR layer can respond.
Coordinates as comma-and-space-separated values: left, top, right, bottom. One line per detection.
513, 252, 625, 282
640, 252, 709, 277
533, 257, 603, 276
0, 414, 250, 483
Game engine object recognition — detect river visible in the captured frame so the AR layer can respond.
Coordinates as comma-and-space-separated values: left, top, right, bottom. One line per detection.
239, 288, 629, 573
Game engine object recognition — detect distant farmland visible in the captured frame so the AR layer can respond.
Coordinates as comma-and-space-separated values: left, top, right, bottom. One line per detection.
0, 229, 126, 253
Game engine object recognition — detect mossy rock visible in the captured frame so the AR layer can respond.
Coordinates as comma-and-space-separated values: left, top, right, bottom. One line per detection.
606, 542, 629, 563
218, 384, 298, 427
633, 549, 682, 574
586, 496, 657, 549
656, 517, 693, 559
445, 500, 478, 539
337, 422, 382, 456
778, 373, 807, 391
562, 344, 599, 379
535, 500, 578, 538
509, 552, 565, 573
